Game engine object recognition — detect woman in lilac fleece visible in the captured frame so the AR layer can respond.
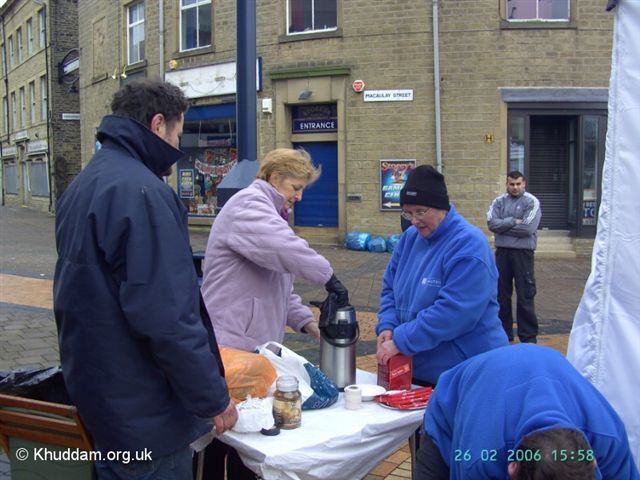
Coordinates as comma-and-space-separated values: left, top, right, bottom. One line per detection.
201, 148, 349, 353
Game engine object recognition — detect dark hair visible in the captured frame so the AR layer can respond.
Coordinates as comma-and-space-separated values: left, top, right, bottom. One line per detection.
513, 428, 596, 480
110, 79, 188, 128
508, 170, 525, 181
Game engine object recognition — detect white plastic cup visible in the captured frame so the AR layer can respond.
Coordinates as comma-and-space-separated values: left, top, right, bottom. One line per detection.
344, 384, 362, 410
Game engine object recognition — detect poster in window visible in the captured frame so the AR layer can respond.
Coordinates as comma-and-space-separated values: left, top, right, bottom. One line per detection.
583, 200, 596, 226
179, 169, 195, 198
177, 147, 237, 216
380, 159, 415, 211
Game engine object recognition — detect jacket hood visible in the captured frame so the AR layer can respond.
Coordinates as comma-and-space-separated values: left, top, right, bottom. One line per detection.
96, 115, 184, 177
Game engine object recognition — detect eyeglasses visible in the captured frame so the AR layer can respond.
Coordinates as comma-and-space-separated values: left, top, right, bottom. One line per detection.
400, 208, 431, 221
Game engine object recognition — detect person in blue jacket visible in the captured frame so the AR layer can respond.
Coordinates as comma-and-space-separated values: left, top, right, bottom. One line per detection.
54, 79, 237, 479
376, 165, 508, 386
418, 344, 640, 479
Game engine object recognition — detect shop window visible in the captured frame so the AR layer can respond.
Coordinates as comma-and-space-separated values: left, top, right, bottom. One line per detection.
287, 0, 337, 34
29, 160, 49, 197
3, 161, 18, 194
506, 0, 569, 21
180, 0, 211, 51
177, 112, 236, 216
127, 2, 145, 65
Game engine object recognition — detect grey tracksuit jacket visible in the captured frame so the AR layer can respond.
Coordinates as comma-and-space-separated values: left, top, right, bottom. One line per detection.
486, 191, 541, 250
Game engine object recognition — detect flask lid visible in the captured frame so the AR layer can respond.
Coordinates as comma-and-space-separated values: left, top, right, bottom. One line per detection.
276, 375, 299, 392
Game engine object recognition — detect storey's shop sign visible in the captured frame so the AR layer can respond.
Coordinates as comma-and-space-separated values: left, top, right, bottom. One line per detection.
364, 89, 414, 102
380, 159, 415, 211
292, 104, 337, 133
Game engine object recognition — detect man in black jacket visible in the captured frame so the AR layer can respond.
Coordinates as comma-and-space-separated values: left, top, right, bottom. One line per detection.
54, 79, 237, 479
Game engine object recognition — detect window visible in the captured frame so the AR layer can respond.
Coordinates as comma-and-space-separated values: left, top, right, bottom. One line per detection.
40, 76, 47, 121
38, 9, 46, 48
27, 19, 34, 56
3, 162, 18, 195
29, 161, 49, 197
506, 0, 569, 21
127, 2, 145, 64
10, 92, 16, 131
8, 36, 14, 67
180, 0, 211, 51
1, 45, 5, 77
19, 88, 26, 128
29, 82, 36, 124
17, 28, 23, 62
287, 0, 337, 34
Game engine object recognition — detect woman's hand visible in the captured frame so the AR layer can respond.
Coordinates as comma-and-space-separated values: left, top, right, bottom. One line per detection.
376, 330, 393, 349
303, 321, 321, 340
376, 338, 400, 365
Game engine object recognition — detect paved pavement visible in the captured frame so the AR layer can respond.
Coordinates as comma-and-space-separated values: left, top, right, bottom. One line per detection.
0, 205, 592, 478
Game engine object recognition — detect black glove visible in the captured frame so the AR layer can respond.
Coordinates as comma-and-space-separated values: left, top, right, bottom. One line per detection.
324, 274, 349, 307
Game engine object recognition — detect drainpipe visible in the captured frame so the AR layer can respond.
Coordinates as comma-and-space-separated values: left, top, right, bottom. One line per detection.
432, 0, 443, 173
158, 1, 164, 79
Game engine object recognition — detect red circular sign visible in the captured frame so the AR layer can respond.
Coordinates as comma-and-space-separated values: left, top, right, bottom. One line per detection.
352, 80, 365, 93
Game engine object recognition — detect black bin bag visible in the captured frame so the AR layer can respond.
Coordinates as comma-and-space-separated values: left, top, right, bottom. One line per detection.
0, 366, 71, 404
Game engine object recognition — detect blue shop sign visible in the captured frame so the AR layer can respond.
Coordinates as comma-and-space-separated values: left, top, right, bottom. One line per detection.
292, 104, 337, 134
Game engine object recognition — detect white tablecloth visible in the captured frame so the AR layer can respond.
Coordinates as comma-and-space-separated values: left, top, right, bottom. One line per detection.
220, 370, 424, 480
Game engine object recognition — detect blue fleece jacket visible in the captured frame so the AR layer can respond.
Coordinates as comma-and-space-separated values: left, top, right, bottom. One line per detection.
424, 344, 639, 479
376, 205, 508, 384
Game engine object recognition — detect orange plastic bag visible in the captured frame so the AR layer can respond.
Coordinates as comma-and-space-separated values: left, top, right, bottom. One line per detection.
220, 347, 277, 404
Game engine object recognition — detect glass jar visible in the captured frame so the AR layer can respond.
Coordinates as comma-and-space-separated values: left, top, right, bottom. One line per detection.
273, 375, 302, 429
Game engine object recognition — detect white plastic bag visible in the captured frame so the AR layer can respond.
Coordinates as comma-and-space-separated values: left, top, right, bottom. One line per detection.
257, 341, 338, 410
232, 396, 275, 433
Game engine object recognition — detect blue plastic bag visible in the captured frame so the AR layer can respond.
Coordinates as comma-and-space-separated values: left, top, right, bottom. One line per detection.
386, 234, 401, 253
367, 236, 387, 253
344, 231, 371, 251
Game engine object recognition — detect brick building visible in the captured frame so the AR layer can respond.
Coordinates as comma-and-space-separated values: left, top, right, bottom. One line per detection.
77, 0, 613, 244
0, 0, 80, 213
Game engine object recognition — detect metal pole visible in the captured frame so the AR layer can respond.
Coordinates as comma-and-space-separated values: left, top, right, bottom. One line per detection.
432, 0, 442, 173
236, 0, 257, 162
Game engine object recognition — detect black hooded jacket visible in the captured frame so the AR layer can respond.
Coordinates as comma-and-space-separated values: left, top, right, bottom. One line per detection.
53, 115, 229, 456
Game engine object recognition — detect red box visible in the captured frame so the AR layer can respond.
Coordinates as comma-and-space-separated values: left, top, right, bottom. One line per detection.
377, 354, 412, 391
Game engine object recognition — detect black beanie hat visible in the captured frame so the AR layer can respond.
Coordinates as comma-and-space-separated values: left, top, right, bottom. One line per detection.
400, 165, 449, 209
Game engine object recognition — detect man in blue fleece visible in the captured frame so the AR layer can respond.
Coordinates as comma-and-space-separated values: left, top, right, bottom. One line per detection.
417, 344, 639, 479
376, 165, 508, 386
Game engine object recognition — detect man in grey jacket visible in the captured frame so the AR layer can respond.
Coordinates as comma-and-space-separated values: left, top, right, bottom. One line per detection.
487, 171, 541, 343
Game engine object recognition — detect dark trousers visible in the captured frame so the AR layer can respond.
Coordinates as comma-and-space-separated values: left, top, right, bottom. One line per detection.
194, 439, 256, 480
495, 247, 538, 342
414, 433, 449, 480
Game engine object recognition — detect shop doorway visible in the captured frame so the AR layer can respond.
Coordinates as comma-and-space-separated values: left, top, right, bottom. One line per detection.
293, 141, 338, 227
508, 110, 606, 236
527, 116, 573, 229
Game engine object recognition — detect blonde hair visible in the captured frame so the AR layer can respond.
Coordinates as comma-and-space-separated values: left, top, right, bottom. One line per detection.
256, 148, 321, 184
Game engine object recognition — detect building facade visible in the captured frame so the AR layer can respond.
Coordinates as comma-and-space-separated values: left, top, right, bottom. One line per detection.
77, 0, 613, 241
0, 0, 80, 213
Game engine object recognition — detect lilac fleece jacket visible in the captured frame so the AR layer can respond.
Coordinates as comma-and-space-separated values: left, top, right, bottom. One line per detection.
201, 179, 333, 351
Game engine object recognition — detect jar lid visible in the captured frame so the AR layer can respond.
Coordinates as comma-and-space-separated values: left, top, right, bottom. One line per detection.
276, 375, 299, 392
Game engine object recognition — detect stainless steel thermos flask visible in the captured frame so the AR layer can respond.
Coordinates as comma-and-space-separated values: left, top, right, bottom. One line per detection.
319, 305, 359, 390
